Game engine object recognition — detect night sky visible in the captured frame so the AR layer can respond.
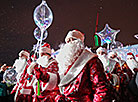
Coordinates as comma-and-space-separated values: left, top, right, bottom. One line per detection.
0, 0, 138, 65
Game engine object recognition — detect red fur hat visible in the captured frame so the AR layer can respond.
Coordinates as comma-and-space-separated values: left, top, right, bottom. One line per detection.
65, 29, 85, 43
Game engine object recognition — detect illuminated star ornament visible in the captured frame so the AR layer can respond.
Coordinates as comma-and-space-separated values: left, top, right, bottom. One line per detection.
134, 34, 138, 39
96, 24, 120, 46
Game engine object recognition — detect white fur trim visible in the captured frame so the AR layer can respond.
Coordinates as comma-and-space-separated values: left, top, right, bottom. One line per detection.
40, 47, 51, 54
127, 55, 134, 59
14, 84, 22, 101
108, 51, 117, 57
65, 30, 84, 43
19, 50, 30, 58
59, 49, 97, 86
27, 62, 37, 75
104, 59, 117, 73
13, 58, 27, 73
41, 72, 57, 91
124, 73, 130, 82
96, 47, 107, 54
135, 72, 138, 88
112, 74, 120, 86
20, 88, 32, 95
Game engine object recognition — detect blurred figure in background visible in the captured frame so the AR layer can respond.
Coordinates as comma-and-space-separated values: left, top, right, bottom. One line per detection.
126, 52, 138, 74
3, 65, 17, 102
108, 51, 133, 83
96, 47, 121, 101
0, 64, 7, 82
108, 51, 134, 102
0, 64, 8, 101
126, 52, 138, 102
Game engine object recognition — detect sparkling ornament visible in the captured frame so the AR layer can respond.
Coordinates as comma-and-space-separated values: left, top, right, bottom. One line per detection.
33, 0, 54, 96
110, 41, 123, 50
34, 27, 48, 41
96, 24, 120, 46
33, 0, 53, 29
3, 68, 17, 85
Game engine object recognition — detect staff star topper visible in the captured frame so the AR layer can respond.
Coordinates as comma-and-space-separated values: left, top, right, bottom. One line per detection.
96, 24, 120, 46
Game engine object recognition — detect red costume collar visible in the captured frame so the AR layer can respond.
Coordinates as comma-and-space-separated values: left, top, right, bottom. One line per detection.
59, 49, 97, 86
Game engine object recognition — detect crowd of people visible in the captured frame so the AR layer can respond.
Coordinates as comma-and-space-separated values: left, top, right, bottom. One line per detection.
0, 29, 138, 102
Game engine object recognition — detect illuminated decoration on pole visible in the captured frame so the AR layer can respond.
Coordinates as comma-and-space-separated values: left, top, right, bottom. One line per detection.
34, 27, 48, 41
33, 0, 53, 57
33, 0, 53, 30
94, 35, 99, 47
33, 0, 53, 96
96, 24, 120, 49
94, 13, 99, 47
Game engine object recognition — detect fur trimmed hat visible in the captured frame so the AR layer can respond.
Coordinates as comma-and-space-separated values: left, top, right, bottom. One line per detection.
65, 30, 84, 43
39, 43, 51, 54
126, 52, 135, 59
19, 50, 30, 59
108, 51, 117, 58
96, 47, 107, 54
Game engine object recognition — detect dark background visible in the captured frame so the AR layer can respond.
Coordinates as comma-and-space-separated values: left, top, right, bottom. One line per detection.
0, 0, 138, 65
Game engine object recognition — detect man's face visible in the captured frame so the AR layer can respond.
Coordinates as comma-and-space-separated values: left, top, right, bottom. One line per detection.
97, 51, 106, 56
1, 66, 7, 71
66, 37, 78, 44
127, 56, 134, 60
109, 54, 117, 59
56, 38, 84, 74
126, 56, 138, 71
40, 52, 50, 57
19, 54, 28, 59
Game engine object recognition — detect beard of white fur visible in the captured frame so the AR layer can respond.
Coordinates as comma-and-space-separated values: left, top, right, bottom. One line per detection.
98, 54, 109, 71
36, 55, 49, 67
56, 39, 84, 74
126, 59, 138, 73
14, 57, 27, 73
112, 57, 120, 62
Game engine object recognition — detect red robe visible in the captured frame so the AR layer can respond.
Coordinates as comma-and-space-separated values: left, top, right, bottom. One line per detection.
32, 59, 60, 102
56, 49, 113, 102
105, 60, 134, 102
119, 62, 136, 102
120, 62, 133, 84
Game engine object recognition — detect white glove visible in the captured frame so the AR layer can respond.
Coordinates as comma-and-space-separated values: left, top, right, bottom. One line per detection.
27, 62, 37, 75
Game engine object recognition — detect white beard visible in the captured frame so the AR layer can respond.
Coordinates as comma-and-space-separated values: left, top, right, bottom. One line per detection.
13, 57, 27, 74
56, 39, 84, 75
126, 59, 138, 73
136, 57, 138, 62
36, 56, 49, 67
112, 57, 120, 62
98, 54, 109, 69
112, 57, 125, 67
